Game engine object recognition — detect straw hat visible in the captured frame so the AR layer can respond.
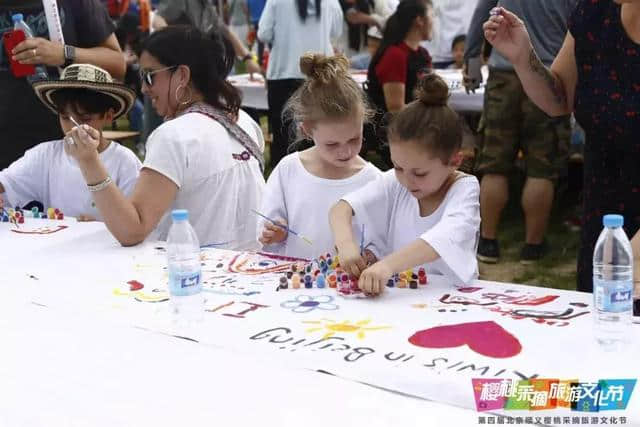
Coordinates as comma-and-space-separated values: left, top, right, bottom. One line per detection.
32, 64, 136, 120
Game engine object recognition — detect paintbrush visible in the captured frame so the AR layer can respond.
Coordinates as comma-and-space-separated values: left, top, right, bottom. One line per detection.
251, 209, 313, 245
360, 223, 365, 256
65, 116, 90, 145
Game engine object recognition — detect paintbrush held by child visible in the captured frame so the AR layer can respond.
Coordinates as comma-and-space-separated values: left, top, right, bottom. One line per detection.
257, 53, 382, 260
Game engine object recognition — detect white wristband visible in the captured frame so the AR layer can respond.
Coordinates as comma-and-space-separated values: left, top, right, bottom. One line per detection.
87, 176, 112, 193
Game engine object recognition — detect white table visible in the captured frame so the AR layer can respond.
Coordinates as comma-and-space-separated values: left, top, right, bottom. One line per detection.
2, 219, 638, 427
0, 219, 490, 427
229, 68, 486, 113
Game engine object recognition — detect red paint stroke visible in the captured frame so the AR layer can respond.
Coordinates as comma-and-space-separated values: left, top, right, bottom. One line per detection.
408, 321, 522, 359
457, 287, 483, 293
11, 225, 68, 235
127, 280, 144, 291
228, 253, 299, 275
481, 293, 559, 306
223, 301, 269, 318
256, 251, 309, 262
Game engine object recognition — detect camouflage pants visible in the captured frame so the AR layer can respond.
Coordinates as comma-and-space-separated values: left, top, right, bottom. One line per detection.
475, 69, 570, 181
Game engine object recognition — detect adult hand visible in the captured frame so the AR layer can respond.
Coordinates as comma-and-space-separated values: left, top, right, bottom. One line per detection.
336, 240, 368, 278
12, 38, 64, 67
64, 124, 101, 165
246, 58, 262, 78
258, 218, 288, 245
483, 8, 532, 66
358, 260, 392, 296
462, 62, 473, 93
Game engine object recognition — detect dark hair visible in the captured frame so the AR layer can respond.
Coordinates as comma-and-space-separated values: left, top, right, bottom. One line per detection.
368, 0, 432, 76
451, 34, 466, 50
388, 73, 461, 163
296, 0, 321, 22
284, 53, 374, 139
141, 26, 241, 115
50, 88, 120, 116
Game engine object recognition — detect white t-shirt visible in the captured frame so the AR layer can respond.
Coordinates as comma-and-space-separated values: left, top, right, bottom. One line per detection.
259, 152, 381, 259
144, 110, 266, 249
420, 0, 477, 64
342, 170, 480, 284
258, 0, 343, 79
0, 140, 141, 219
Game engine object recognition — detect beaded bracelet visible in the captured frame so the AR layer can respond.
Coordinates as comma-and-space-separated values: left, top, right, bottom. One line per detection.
87, 176, 112, 193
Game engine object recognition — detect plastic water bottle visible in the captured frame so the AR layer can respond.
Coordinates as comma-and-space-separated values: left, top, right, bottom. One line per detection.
167, 209, 203, 322
593, 214, 633, 349
12, 14, 48, 82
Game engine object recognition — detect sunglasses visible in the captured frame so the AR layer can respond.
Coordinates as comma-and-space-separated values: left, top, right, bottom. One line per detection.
139, 65, 177, 86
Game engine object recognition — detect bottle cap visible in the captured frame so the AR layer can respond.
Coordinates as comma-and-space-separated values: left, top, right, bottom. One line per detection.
171, 209, 189, 221
603, 214, 624, 228
12, 14, 24, 22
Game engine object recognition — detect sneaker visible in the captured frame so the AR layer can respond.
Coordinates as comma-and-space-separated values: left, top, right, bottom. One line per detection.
477, 237, 500, 263
520, 241, 548, 265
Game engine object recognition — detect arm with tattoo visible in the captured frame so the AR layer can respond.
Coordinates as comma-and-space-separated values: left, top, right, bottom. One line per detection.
528, 48, 567, 107
508, 43, 574, 117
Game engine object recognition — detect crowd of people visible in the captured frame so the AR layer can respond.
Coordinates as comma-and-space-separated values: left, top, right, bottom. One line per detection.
0, 0, 639, 295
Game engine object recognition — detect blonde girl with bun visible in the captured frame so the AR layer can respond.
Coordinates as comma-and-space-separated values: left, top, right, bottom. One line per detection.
257, 53, 382, 260
330, 73, 481, 294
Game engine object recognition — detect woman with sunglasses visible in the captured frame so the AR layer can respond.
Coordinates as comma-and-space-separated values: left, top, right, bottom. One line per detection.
64, 26, 266, 248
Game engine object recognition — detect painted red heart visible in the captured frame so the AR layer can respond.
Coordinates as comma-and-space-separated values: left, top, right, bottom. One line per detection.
127, 280, 144, 291
408, 321, 522, 358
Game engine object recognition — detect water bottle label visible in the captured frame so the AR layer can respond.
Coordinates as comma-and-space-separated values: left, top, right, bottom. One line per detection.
168, 270, 202, 296
594, 279, 632, 313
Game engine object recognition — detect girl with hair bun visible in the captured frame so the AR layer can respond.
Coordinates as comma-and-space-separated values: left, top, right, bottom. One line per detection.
258, 53, 382, 260
330, 73, 480, 294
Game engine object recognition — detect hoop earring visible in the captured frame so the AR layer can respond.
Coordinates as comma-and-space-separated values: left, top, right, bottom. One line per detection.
175, 84, 193, 107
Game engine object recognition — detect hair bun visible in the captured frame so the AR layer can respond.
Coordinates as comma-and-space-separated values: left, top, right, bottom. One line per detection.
299, 53, 349, 84
415, 73, 449, 107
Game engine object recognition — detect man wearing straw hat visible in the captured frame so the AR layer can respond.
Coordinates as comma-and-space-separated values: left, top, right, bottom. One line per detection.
0, 64, 141, 221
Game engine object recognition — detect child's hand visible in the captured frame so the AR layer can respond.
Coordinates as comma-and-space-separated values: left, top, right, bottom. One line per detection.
64, 124, 100, 164
336, 240, 368, 277
259, 218, 288, 245
76, 214, 97, 222
359, 260, 393, 295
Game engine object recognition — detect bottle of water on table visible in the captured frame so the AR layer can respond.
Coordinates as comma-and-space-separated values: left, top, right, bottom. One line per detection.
593, 214, 633, 349
12, 14, 49, 82
167, 209, 203, 321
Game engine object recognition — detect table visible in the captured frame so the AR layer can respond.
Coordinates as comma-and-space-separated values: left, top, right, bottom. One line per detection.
229, 68, 486, 113
2, 219, 639, 427
103, 130, 141, 141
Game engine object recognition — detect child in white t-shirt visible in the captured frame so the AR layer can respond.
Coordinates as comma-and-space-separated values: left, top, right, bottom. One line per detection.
330, 73, 480, 294
258, 53, 381, 259
0, 64, 141, 220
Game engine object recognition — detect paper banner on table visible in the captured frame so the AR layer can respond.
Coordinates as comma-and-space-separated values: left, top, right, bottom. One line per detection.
16, 245, 640, 423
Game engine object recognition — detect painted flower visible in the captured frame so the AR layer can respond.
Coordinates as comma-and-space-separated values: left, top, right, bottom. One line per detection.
280, 295, 339, 313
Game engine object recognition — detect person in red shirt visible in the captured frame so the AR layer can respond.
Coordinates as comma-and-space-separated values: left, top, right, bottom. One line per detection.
363, 0, 433, 167
366, 0, 433, 114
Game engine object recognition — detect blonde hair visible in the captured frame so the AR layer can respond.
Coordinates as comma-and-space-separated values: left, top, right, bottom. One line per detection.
284, 53, 374, 141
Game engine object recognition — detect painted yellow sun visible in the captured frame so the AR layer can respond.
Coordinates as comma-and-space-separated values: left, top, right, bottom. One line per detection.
303, 318, 391, 340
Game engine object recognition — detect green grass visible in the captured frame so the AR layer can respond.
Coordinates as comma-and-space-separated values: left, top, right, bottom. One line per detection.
478, 172, 580, 291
